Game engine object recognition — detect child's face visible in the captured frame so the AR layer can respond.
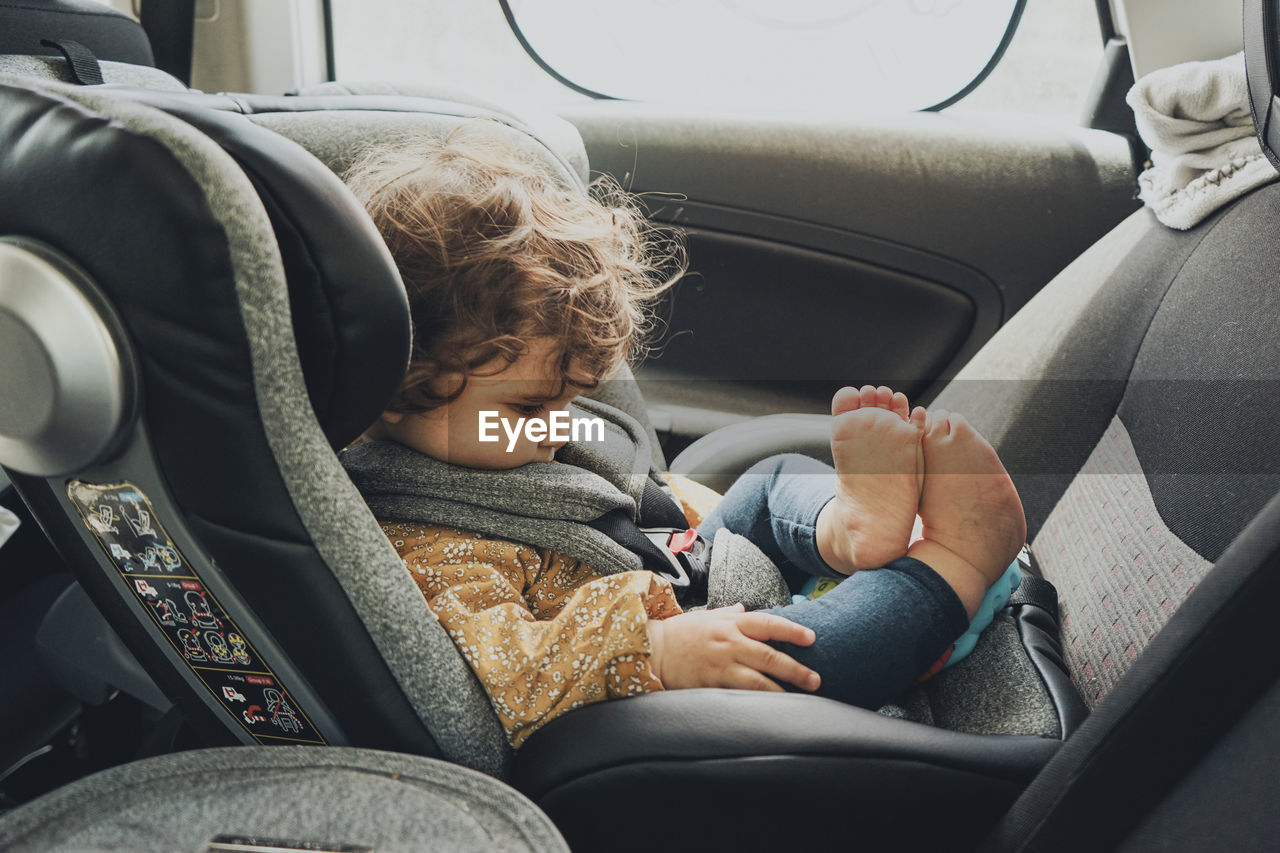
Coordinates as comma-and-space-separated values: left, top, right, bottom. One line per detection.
378, 338, 582, 470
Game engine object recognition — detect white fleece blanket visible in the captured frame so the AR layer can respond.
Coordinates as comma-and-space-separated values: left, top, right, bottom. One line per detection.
1126, 52, 1279, 229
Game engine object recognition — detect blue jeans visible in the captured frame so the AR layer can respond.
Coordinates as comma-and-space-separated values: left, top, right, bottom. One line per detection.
698, 454, 969, 709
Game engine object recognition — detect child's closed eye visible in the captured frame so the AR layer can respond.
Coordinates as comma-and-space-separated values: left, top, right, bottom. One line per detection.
509, 402, 547, 416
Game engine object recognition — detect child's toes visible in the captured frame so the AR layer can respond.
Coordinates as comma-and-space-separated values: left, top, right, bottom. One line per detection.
890, 391, 910, 420
872, 385, 894, 411
831, 385, 863, 416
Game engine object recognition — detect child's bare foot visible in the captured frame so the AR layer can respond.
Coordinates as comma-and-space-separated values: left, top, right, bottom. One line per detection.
908, 410, 1027, 617
817, 386, 925, 575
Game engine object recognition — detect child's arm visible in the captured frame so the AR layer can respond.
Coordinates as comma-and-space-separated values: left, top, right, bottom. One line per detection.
646, 604, 821, 692
384, 522, 679, 747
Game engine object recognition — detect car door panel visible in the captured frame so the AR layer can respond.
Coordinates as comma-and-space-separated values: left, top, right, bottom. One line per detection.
560, 105, 1139, 444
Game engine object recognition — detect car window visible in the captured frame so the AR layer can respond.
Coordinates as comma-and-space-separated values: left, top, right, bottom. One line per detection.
502, 0, 1022, 112
331, 0, 1102, 119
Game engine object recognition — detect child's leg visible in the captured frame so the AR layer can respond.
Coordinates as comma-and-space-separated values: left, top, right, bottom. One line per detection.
760, 556, 970, 708
697, 452, 848, 589
760, 410, 1027, 707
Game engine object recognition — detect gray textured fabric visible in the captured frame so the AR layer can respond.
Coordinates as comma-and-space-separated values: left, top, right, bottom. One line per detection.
250, 109, 585, 195
297, 79, 590, 184
1035, 416, 1213, 708
10, 77, 511, 775
0, 55, 188, 90
343, 399, 650, 576
878, 614, 1060, 738
926, 615, 1060, 736
0, 747, 568, 852
931, 205, 1222, 539
1116, 185, 1280, 560
706, 528, 792, 610
587, 365, 668, 471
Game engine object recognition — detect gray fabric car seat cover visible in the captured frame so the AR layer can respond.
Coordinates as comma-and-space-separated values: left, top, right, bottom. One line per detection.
940, 184, 1280, 710
1037, 416, 1214, 707
0, 74, 513, 774
0, 746, 568, 852
293, 80, 590, 185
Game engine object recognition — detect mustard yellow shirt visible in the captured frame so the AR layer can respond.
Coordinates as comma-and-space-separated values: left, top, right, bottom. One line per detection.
380, 473, 718, 748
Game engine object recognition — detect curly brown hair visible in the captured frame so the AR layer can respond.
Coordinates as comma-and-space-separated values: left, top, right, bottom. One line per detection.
344, 120, 684, 413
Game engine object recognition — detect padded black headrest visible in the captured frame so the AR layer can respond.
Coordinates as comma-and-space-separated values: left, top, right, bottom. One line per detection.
0, 80, 411, 451
1246, 0, 1280, 169
0, 0, 154, 66
143, 100, 415, 449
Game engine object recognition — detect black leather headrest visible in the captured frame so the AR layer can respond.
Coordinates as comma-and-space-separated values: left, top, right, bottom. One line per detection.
0, 81, 411, 451
0, 0, 154, 66
1245, 0, 1280, 169
142, 100, 414, 449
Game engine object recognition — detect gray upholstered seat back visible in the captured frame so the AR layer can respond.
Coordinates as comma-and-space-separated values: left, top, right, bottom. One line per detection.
0, 746, 569, 851
934, 182, 1280, 707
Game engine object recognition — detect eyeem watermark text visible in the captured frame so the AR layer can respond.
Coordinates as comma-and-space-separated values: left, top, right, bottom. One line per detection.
478, 410, 605, 451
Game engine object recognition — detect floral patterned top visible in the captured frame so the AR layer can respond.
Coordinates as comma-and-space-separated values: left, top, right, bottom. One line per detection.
379, 473, 719, 748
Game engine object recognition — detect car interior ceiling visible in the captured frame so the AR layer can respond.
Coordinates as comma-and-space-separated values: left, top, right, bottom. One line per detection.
1, 1, 1279, 851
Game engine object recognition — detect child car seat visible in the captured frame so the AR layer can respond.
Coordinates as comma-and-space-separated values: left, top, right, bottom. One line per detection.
0, 59, 1062, 852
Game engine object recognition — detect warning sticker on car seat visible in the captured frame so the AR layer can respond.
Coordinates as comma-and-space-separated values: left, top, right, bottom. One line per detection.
68, 480, 326, 745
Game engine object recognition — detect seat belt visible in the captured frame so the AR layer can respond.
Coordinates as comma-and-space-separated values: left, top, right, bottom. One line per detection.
586, 478, 710, 606
138, 0, 196, 86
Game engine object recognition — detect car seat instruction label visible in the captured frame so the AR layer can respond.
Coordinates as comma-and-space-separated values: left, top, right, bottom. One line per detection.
68, 481, 326, 745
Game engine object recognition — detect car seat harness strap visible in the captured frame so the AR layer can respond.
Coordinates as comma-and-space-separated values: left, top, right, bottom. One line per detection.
586, 477, 711, 606
39, 39, 104, 85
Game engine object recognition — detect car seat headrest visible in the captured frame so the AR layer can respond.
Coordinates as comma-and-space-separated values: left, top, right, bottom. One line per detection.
0, 74, 412, 455
140, 98, 415, 449
1245, 0, 1280, 169
0, 0, 154, 67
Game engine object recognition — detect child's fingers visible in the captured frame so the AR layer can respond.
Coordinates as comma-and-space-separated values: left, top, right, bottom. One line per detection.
722, 664, 786, 693
737, 637, 821, 692
735, 612, 816, 647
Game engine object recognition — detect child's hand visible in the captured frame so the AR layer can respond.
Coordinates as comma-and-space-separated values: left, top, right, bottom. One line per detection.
647, 604, 821, 693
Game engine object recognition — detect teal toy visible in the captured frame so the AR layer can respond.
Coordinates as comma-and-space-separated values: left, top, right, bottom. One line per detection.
943, 557, 1023, 668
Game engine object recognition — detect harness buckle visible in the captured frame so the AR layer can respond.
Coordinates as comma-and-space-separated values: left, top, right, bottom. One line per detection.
640, 527, 709, 599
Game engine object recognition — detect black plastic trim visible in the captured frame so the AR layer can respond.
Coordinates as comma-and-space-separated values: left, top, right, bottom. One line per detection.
320, 0, 335, 83
1094, 0, 1117, 44
1245, 0, 1280, 170
497, 0, 608, 102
